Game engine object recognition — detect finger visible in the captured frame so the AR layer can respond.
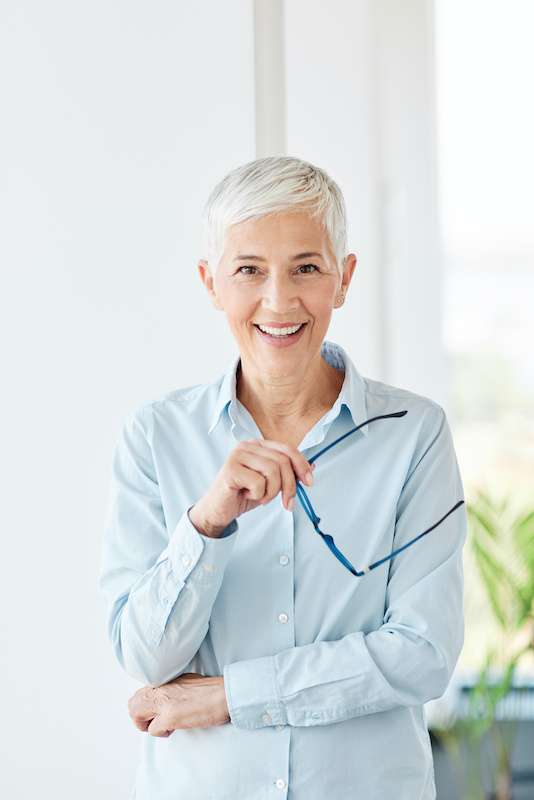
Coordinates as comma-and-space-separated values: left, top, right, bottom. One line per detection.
147, 715, 172, 737
128, 687, 159, 722
239, 443, 296, 509
240, 440, 302, 501
232, 451, 281, 504
277, 455, 297, 509
132, 716, 152, 732
244, 438, 313, 486
227, 459, 268, 503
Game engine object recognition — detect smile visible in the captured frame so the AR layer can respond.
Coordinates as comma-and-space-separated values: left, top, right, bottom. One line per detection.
253, 322, 308, 347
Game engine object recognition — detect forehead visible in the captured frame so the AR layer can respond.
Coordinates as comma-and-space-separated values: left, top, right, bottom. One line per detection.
224, 210, 330, 255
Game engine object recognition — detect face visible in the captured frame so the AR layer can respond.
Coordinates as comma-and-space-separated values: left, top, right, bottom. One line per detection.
197, 209, 357, 375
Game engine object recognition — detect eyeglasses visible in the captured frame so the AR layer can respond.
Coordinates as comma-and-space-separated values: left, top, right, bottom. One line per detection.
295, 410, 465, 577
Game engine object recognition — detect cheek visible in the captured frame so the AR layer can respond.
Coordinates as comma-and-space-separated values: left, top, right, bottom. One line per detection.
307, 291, 336, 315
224, 295, 256, 325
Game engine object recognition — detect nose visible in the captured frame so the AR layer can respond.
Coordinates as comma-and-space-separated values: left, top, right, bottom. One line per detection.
261, 273, 300, 314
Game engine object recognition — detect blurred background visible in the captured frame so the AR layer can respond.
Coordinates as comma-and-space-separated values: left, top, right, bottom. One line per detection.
1, 1, 532, 798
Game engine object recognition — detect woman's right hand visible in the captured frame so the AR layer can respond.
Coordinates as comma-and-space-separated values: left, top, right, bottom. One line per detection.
189, 438, 316, 537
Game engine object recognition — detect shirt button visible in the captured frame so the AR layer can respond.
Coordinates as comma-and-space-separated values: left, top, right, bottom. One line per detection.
279, 554, 290, 565
278, 612, 288, 624
262, 712, 272, 724
311, 711, 321, 719
181, 553, 191, 566
275, 778, 286, 789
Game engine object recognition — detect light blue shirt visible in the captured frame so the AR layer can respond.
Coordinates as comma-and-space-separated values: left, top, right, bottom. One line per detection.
98, 339, 467, 800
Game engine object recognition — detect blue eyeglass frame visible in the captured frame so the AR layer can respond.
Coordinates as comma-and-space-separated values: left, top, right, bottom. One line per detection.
294, 410, 465, 577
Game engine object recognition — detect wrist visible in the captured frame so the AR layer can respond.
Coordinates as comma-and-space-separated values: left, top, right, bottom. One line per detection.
219, 676, 230, 720
188, 502, 228, 539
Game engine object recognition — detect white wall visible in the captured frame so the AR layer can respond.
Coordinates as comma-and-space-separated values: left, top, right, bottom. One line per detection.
0, 1, 443, 797
0, 2, 255, 797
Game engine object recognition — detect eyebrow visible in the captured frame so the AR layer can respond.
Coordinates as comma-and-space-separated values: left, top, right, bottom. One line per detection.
233, 251, 323, 262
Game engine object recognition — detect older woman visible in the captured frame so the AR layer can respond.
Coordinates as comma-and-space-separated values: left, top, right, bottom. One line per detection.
98, 156, 467, 799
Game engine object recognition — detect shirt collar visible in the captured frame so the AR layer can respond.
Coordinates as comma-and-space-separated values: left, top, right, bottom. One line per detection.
207, 339, 369, 438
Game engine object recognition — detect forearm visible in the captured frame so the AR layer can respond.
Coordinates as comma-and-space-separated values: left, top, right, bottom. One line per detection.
223, 620, 462, 730
108, 506, 239, 686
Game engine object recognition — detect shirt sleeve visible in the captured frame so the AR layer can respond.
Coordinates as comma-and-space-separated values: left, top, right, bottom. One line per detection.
98, 404, 239, 687
223, 405, 467, 730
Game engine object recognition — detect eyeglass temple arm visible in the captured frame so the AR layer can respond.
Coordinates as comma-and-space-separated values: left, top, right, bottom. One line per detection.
367, 499, 465, 571
306, 410, 409, 468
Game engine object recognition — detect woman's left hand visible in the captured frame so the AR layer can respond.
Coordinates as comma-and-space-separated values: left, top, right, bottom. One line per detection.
128, 673, 230, 737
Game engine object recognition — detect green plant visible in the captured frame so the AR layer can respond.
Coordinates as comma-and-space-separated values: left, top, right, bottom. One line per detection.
432, 488, 534, 799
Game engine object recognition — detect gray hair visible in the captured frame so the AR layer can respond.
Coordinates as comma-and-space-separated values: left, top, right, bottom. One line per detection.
200, 156, 348, 276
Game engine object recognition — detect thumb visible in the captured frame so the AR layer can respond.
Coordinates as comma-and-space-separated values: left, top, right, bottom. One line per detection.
147, 714, 172, 738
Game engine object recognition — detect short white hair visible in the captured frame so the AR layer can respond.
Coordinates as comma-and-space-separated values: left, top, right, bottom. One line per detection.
201, 156, 348, 276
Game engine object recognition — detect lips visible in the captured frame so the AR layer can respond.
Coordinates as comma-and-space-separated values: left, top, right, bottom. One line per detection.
253, 322, 307, 328
253, 322, 308, 347
253, 323, 305, 330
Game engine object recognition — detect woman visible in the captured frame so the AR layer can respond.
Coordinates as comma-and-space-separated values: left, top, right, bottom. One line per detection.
98, 156, 467, 799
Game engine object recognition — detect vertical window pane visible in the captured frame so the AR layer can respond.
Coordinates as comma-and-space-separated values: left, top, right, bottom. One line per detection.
435, 0, 534, 671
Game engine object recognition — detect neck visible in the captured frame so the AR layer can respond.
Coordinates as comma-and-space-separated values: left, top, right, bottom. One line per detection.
236, 353, 344, 430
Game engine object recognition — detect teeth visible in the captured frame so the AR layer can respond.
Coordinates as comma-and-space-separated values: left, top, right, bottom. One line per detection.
257, 323, 303, 336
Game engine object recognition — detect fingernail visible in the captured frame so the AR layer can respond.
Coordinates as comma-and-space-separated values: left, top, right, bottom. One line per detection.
304, 470, 313, 485
287, 497, 294, 511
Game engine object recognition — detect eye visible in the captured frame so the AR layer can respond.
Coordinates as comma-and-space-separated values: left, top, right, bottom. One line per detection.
236, 264, 320, 276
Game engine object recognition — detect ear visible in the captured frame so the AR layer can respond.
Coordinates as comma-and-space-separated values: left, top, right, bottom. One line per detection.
340, 253, 357, 293
197, 259, 223, 310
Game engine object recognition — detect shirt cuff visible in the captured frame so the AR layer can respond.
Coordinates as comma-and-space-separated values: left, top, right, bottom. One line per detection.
157, 505, 239, 588
223, 654, 287, 730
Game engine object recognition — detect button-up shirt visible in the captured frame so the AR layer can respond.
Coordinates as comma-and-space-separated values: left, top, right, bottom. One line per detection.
98, 339, 467, 799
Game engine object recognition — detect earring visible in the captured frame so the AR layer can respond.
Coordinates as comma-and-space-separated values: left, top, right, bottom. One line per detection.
336, 289, 346, 306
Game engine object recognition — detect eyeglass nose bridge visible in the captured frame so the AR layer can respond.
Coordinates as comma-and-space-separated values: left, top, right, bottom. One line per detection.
294, 409, 465, 578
